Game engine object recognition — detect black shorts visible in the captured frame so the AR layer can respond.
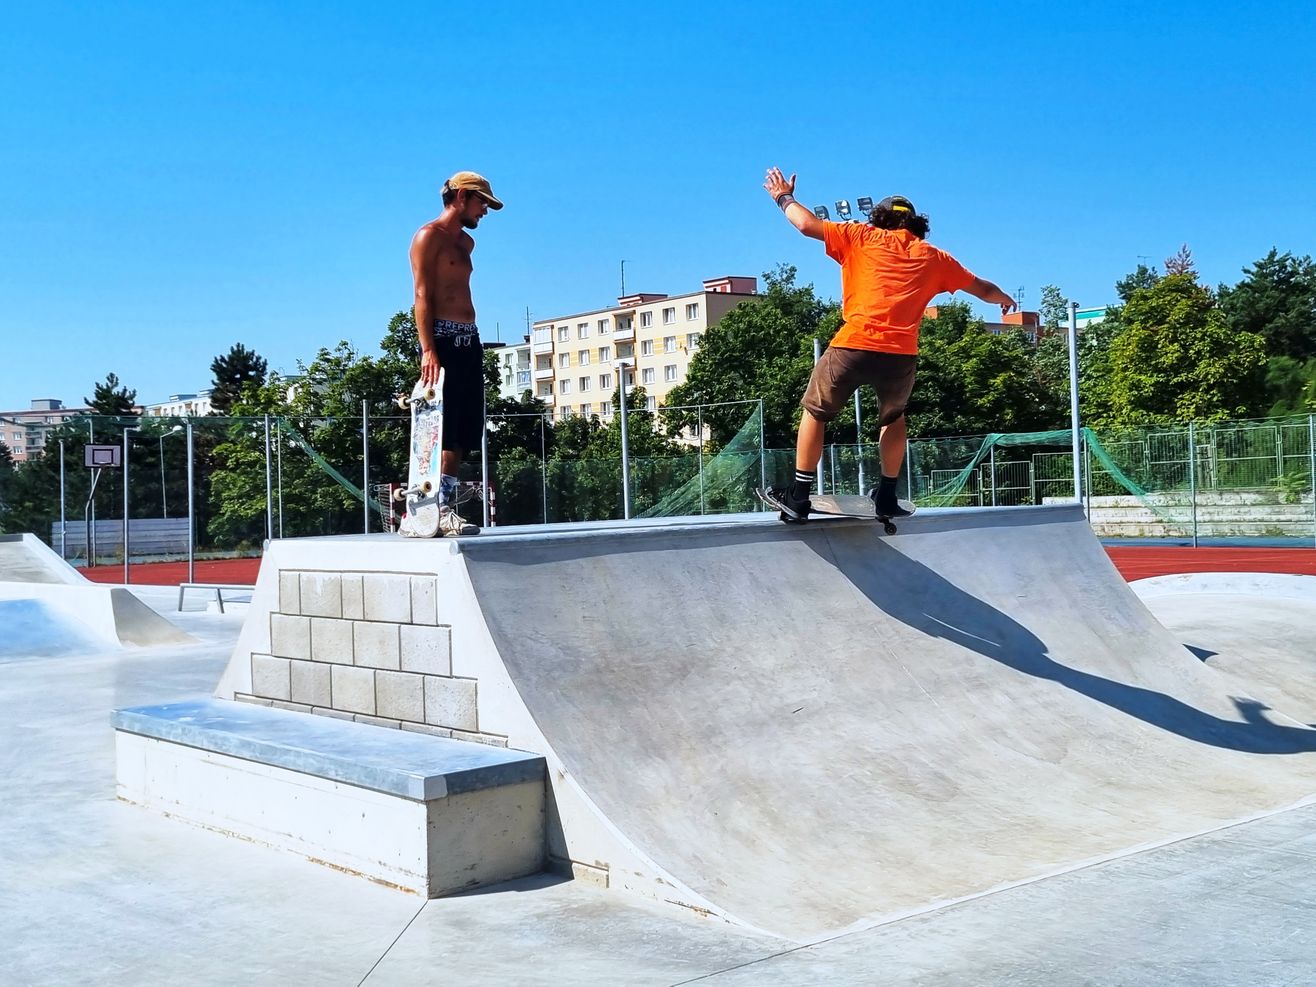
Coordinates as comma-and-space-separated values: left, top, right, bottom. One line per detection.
801, 347, 917, 426
434, 328, 485, 452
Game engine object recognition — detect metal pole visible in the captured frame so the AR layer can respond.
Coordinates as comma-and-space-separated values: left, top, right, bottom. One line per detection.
276, 421, 284, 538
1308, 414, 1315, 549
757, 398, 767, 494
58, 441, 66, 558
186, 420, 195, 584
1068, 302, 1082, 502
812, 339, 824, 493
263, 415, 273, 542
1188, 421, 1198, 548
855, 390, 865, 496
159, 434, 167, 518
361, 402, 370, 535
480, 410, 491, 529
905, 438, 913, 501
990, 444, 997, 507
88, 419, 96, 565
540, 413, 548, 525
122, 427, 132, 585
618, 362, 633, 519
1083, 431, 1092, 519
697, 405, 705, 514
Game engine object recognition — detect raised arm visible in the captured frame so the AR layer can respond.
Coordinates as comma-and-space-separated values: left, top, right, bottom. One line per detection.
763, 167, 825, 240
965, 276, 1019, 318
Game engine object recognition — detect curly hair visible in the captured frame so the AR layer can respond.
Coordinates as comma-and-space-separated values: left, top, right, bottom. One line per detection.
869, 204, 931, 240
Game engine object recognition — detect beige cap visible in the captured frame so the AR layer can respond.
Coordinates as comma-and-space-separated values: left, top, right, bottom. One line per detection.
442, 171, 503, 210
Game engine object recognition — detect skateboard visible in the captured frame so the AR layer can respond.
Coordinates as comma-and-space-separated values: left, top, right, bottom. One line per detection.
395, 373, 445, 538
755, 488, 916, 535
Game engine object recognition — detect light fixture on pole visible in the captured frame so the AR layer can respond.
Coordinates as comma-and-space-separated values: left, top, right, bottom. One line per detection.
856, 196, 873, 215
813, 205, 830, 220
835, 199, 852, 221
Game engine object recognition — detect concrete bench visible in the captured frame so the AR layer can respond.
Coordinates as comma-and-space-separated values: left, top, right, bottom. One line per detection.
113, 698, 546, 895
176, 583, 255, 613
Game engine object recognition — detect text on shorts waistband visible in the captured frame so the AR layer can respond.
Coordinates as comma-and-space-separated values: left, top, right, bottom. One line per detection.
433, 318, 478, 336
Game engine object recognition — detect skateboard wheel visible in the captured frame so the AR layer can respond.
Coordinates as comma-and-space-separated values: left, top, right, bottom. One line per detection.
396, 394, 410, 410
392, 488, 408, 503
422, 387, 437, 402
420, 479, 435, 495
883, 522, 898, 535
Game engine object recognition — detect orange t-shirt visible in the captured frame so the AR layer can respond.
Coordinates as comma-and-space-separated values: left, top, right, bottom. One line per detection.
822, 222, 975, 354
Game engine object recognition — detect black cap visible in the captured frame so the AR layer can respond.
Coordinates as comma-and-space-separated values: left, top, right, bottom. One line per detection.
876, 195, 916, 214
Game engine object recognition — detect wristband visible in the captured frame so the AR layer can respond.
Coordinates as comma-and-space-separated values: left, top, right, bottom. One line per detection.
775, 193, 795, 208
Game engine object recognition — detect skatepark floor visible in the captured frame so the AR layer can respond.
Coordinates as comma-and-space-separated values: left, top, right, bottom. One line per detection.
4, 586, 1316, 986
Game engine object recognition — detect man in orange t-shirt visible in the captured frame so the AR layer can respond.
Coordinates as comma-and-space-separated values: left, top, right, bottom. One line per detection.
761, 166, 1018, 521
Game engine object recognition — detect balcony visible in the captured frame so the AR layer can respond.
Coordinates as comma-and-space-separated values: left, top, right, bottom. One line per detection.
612, 322, 635, 343
515, 370, 532, 388
532, 328, 554, 354
534, 366, 555, 381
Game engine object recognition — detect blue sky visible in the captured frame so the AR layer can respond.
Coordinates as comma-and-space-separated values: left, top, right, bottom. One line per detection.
3, 1, 1315, 413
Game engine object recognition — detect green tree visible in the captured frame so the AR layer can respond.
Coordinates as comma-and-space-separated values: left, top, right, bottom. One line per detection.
1099, 272, 1267, 425
1217, 249, 1316, 363
1261, 356, 1316, 416
1038, 284, 1071, 332
1115, 263, 1160, 303
0, 441, 13, 532
663, 265, 833, 449
84, 373, 137, 416
209, 344, 269, 414
909, 302, 1059, 436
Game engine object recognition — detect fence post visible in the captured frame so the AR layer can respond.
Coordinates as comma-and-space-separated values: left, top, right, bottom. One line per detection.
697, 405, 705, 515
1309, 414, 1315, 549
854, 390, 865, 496
480, 409, 491, 529
264, 415, 274, 542
361, 402, 370, 535
1068, 302, 1082, 503
619, 366, 633, 520
758, 398, 766, 495
989, 444, 997, 507
905, 438, 913, 501
58, 441, 66, 559
1083, 430, 1092, 520
540, 413, 548, 525
186, 419, 195, 584
1188, 421, 1198, 548
276, 420, 284, 538
812, 339, 824, 493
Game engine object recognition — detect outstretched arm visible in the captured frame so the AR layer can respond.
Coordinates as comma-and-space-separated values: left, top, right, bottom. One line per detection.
966, 277, 1019, 318
763, 167, 825, 240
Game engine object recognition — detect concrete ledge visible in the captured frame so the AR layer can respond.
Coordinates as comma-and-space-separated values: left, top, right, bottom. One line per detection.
113, 698, 542, 799
113, 698, 547, 896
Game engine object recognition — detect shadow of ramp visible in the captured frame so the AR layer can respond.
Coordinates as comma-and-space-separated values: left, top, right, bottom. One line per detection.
466, 508, 1316, 942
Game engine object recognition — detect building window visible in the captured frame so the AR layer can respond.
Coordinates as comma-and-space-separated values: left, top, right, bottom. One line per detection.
625, 370, 635, 387
664, 364, 678, 382
559, 379, 571, 394
640, 311, 653, 328
641, 340, 654, 356
600, 401, 612, 416
646, 396, 657, 411
598, 318, 610, 334
578, 350, 590, 366
664, 336, 677, 353
686, 332, 702, 350
662, 307, 675, 324
578, 322, 589, 338
600, 373, 613, 390
686, 303, 700, 320
559, 405, 571, 419
618, 343, 634, 359
557, 326, 569, 342
641, 368, 656, 384
579, 377, 591, 391
617, 317, 632, 332
580, 403, 592, 416
558, 353, 570, 368
598, 345, 611, 362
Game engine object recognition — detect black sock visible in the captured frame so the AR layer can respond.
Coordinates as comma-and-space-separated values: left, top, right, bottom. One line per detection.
790, 469, 816, 501
877, 474, 898, 503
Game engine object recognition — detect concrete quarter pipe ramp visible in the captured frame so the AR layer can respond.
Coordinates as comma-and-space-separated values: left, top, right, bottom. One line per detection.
218, 506, 1316, 942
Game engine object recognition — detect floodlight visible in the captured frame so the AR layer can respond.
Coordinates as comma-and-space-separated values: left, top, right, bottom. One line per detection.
835, 199, 852, 220
856, 196, 873, 213
813, 205, 829, 220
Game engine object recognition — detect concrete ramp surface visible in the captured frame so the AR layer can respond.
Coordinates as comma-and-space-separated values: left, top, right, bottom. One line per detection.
0, 533, 87, 585
462, 506, 1316, 941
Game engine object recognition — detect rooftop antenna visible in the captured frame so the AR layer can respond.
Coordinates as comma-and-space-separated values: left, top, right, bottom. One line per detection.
621, 260, 626, 297
1014, 286, 1025, 308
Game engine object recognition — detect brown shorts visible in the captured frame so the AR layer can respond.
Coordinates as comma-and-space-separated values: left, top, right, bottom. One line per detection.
801, 347, 917, 425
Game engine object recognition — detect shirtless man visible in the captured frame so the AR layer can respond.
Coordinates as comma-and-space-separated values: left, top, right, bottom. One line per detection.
409, 171, 503, 535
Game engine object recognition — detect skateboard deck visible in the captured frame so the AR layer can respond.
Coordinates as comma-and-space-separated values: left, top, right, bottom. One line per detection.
396, 372, 444, 538
756, 488, 916, 535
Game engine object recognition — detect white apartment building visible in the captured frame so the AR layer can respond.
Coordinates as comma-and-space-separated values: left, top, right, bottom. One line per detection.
144, 390, 215, 417
0, 399, 91, 463
530, 276, 758, 422
491, 341, 533, 401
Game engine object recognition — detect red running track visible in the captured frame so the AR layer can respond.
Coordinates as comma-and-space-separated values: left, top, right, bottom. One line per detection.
78, 546, 1316, 587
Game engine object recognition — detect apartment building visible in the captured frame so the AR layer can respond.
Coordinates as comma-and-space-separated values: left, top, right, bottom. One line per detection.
0, 399, 90, 463
529, 276, 759, 421
144, 390, 215, 417
491, 341, 533, 401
